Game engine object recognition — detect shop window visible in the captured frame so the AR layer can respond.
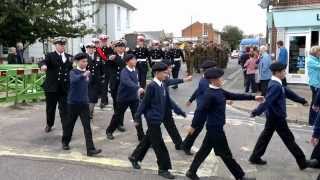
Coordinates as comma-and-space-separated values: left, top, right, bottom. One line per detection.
311, 31, 319, 46
289, 36, 306, 75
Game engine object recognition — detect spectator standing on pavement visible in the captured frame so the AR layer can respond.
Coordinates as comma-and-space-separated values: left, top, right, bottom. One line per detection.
259, 45, 272, 96
239, 47, 250, 87
307, 46, 320, 126
16, 42, 25, 64
276, 40, 288, 86
244, 52, 257, 94
61, 53, 102, 157
7, 47, 17, 64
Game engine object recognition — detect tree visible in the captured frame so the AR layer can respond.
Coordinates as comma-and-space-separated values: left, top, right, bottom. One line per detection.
0, 0, 97, 48
221, 25, 244, 51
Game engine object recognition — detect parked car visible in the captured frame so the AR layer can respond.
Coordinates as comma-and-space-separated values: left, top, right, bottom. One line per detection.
231, 50, 239, 59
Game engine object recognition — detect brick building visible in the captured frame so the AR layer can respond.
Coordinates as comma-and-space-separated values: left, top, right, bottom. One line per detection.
181, 21, 221, 44
267, 0, 320, 84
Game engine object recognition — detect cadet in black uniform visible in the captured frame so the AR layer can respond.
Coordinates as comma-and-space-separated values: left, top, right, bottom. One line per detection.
128, 62, 186, 179
85, 42, 104, 120
186, 67, 262, 180
39, 37, 73, 133
170, 42, 185, 89
249, 62, 317, 170
148, 40, 163, 69
97, 34, 114, 109
62, 53, 102, 157
106, 54, 145, 141
106, 40, 127, 133
134, 35, 149, 89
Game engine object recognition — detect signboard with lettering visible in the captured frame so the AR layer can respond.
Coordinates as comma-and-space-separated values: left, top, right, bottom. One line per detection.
273, 9, 320, 27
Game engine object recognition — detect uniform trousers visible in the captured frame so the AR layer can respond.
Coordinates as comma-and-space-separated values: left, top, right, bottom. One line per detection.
163, 111, 182, 148
189, 130, 245, 179
250, 116, 307, 169
130, 122, 172, 171
45, 91, 68, 128
106, 100, 144, 140
62, 104, 95, 151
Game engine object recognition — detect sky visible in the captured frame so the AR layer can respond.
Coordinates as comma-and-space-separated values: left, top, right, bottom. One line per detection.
125, 0, 267, 37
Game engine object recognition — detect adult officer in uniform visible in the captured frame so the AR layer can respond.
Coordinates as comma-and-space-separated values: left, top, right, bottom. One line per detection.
85, 42, 104, 120
149, 40, 163, 66
170, 41, 185, 89
107, 40, 127, 133
162, 41, 173, 64
40, 37, 73, 133
97, 34, 114, 109
134, 35, 149, 89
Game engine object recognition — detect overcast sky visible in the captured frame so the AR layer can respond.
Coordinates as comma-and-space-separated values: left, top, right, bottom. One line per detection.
125, 0, 267, 36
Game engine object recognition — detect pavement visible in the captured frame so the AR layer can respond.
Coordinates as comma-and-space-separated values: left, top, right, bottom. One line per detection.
0, 59, 319, 180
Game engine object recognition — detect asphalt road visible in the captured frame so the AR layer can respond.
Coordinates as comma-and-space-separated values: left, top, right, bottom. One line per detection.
0, 59, 319, 180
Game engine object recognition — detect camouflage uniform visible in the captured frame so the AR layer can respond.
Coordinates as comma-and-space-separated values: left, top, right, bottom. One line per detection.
194, 45, 202, 73
184, 44, 194, 75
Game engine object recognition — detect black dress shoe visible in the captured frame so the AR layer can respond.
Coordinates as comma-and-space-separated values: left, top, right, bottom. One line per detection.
128, 156, 141, 169
171, 85, 178, 89
186, 170, 199, 180
237, 177, 256, 180
45, 126, 52, 133
158, 170, 175, 179
307, 159, 319, 168
100, 103, 105, 109
184, 149, 194, 156
87, 149, 102, 156
117, 126, 126, 132
106, 133, 114, 140
249, 158, 267, 165
62, 143, 70, 150
175, 144, 182, 150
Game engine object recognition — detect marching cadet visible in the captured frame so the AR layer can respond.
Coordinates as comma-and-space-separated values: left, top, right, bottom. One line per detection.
128, 62, 186, 179
106, 40, 127, 134
249, 62, 317, 170
186, 67, 263, 180
161, 59, 192, 150
134, 35, 149, 89
181, 60, 217, 156
85, 42, 103, 120
106, 54, 145, 141
97, 34, 114, 109
170, 41, 185, 89
61, 53, 102, 157
40, 37, 73, 133
148, 40, 163, 68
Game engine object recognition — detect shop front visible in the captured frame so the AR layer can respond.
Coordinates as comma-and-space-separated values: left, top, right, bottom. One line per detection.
272, 8, 320, 84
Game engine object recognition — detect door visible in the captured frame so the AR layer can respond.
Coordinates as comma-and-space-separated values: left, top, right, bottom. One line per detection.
286, 33, 310, 84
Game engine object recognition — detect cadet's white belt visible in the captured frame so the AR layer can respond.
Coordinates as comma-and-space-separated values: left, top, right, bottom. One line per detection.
152, 59, 162, 62
137, 58, 147, 62
174, 58, 182, 61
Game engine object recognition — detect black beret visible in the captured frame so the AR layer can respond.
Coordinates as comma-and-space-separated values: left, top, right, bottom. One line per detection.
73, 53, 87, 61
200, 60, 217, 70
124, 54, 136, 62
152, 62, 168, 72
162, 59, 172, 66
204, 67, 224, 79
270, 62, 286, 72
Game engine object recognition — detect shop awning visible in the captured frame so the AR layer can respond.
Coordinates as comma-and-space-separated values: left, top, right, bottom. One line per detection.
273, 9, 320, 28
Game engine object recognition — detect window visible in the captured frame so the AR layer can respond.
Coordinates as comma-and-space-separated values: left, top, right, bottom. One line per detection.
126, 9, 130, 28
117, 6, 121, 30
